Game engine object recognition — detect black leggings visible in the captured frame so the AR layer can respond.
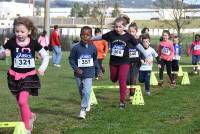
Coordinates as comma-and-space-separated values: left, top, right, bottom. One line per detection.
159, 59, 173, 83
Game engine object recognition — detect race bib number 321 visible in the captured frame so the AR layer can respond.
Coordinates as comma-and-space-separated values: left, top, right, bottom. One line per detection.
14, 58, 35, 68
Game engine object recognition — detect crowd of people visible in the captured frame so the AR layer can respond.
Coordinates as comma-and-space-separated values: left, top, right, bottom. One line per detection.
0, 15, 200, 133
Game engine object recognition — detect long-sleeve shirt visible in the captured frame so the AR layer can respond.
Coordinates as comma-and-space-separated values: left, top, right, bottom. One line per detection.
92, 39, 108, 60
140, 46, 159, 71
50, 30, 61, 47
93, 31, 147, 65
190, 40, 200, 55
38, 35, 49, 48
173, 43, 182, 60
69, 41, 100, 78
158, 40, 174, 61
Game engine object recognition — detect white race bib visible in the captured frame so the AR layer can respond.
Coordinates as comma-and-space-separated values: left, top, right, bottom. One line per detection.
194, 45, 200, 50
78, 58, 94, 67
111, 48, 124, 57
161, 47, 170, 55
14, 58, 35, 68
129, 49, 139, 58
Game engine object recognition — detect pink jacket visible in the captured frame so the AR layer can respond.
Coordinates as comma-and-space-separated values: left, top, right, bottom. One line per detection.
38, 35, 49, 47
158, 40, 174, 61
191, 41, 200, 55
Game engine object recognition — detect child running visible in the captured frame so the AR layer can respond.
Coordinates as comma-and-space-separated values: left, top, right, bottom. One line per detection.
126, 22, 141, 99
92, 28, 108, 78
139, 34, 160, 96
69, 26, 102, 119
190, 34, 200, 74
92, 15, 150, 108
158, 30, 175, 87
3, 17, 49, 134
172, 36, 182, 80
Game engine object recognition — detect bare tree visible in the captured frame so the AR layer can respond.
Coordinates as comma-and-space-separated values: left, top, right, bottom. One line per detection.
156, 0, 197, 37
91, 0, 111, 30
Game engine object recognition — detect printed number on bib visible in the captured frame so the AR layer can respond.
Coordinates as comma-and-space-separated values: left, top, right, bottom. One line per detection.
129, 50, 139, 58
111, 49, 124, 57
78, 58, 94, 67
14, 58, 35, 68
161, 47, 170, 55
194, 45, 200, 50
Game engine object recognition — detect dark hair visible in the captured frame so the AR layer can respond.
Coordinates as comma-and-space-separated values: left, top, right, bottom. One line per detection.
41, 30, 47, 36
162, 30, 170, 36
142, 33, 150, 40
80, 26, 92, 36
113, 14, 130, 27
128, 22, 138, 31
13, 17, 37, 37
94, 28, 101, 34
141, 27, 149, 34
54, 25, 58, 29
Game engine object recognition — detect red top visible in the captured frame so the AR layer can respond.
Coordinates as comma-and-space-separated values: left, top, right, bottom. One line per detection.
191, 41, 200, 55
50, 30, 61, 46
158, 40, 174, 61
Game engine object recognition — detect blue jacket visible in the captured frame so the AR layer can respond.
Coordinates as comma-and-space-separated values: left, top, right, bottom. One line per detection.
69, 41, 100, 78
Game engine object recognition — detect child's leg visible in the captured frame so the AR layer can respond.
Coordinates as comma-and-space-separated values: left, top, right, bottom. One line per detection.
75, 77, 83, 97
16, 91, 32, 130
81, 78, 92, 109
144, 71, 151, 93
110, 65, 119, 82
166, 61, 174, 83
139, 71, 145, 83
118, 64, 130, 103
192, 55, 198, 72
159, 59, 165, 81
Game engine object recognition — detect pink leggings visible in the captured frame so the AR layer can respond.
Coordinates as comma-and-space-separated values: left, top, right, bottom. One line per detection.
110, 64, 130, 103
16, 91, 32, 130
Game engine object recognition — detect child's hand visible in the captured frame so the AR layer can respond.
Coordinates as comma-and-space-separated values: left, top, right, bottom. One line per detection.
158, 64, 161, 69
5, 49, 11, 56
97, 71, 103, 80
75, 68, 83, 75
141, 60, 145, 64
37, 69, 45, 76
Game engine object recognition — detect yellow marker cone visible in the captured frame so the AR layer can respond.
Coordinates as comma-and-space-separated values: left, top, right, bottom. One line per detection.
178, 66, 183, 76
132, 86, 144, 105
181, 72, 190, 85
0, 122, 26, 134
13, 122, 26, 134
150, 72, 158, 86
90, 88, 98, 105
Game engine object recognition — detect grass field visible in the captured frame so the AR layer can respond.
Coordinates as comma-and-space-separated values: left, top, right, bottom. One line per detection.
0, 52, 200, 134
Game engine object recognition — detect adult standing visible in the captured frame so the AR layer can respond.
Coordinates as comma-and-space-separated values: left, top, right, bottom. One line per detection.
50, 25, 62, 67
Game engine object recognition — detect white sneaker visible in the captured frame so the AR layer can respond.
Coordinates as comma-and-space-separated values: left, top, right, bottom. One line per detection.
29, 113, 36, 131
79, 110, 86, 119
26, 129, 31, 134
86, 104, 91, 112
146, 91, 150, 96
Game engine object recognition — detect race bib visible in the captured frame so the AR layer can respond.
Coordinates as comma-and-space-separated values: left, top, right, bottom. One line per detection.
78, 58, 93, 67
111, 48, 124, 57
194, 45, 200, 50
129, 49, 139, 58
14, 58, 35, 68
161, 47, 171, 55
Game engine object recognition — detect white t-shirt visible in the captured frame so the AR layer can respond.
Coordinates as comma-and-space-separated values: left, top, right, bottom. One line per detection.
140, 47, 158, 71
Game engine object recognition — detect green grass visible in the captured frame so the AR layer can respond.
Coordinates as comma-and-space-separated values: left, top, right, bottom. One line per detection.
0, 52, 200, 134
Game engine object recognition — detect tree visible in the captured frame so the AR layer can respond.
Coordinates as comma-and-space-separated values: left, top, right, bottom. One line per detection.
70, 2, 81, 17
111, 2, 121, 17
156, 0, 197, 37
82, 3, 90, 17
91, 0, 110, 29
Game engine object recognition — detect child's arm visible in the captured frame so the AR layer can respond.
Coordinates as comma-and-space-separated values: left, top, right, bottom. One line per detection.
38, 48, 49, 75
93, 48, 102, 79
103, 40, 109, 57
